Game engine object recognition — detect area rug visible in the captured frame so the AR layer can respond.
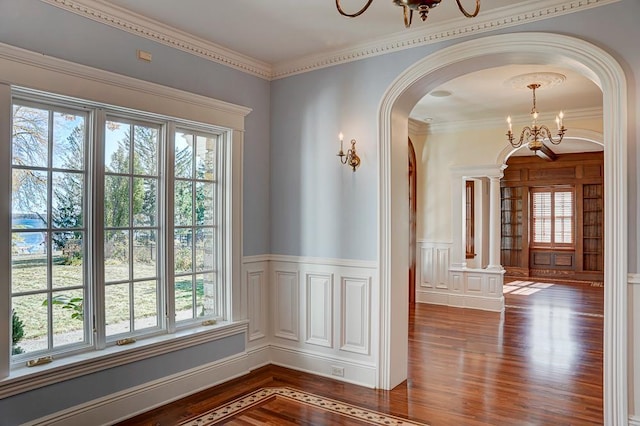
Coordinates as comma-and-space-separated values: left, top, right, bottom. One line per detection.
178, 387, 428, 425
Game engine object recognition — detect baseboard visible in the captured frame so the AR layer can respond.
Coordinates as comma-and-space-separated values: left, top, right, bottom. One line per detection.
24, 353, 252, 426
629, 415, 640, 426
246, 344, 271, 370
270, 345, 377, 388
417, 291, 504, 312
416, 290, 449, 306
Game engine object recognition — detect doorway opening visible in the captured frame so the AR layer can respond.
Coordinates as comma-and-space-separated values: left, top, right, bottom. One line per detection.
378, 32, 628, 423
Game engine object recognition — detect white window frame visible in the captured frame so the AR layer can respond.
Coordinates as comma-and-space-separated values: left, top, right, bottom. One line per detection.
0, 44, 249, 398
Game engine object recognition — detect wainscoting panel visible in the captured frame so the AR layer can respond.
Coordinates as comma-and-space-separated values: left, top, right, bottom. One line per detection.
305, 273, 333, 348
466, 275, 483, 293
488, 275, 499, 295
269, 256, 378, 388
340, 276, 371, 355
416, 241, 504, 312
273, 270, 300, 341
418, 242, 451, 290
247, 270, 266, 341
436, 248, 450, 289
420, 246, 434, 288
243, 257, 270, 346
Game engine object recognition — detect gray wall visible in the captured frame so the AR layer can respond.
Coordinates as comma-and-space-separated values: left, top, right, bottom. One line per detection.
0, 0, 271, 257
0, 0, 268, 421
0, 0, 639, 421
0, 333, 245, 425
269, 0, 640, 266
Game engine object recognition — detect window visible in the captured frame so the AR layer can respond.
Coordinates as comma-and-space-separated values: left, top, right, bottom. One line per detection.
531, 187, 574, 247
173, 130, 220, 322
465, 180, 475, 259
11, 101, 90, 355
10, 92, 227, 362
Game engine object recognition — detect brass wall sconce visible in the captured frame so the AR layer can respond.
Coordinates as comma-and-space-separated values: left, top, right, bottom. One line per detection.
337, 132, 361, 172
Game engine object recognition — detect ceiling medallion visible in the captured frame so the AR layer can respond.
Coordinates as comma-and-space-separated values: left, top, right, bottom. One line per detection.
335, 0, 480, 28
505, 72, 567, 91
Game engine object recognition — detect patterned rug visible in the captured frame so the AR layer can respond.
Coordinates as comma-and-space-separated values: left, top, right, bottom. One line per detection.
178, 387, 428, 425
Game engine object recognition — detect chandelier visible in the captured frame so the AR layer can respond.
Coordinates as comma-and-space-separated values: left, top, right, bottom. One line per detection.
335, 0, 480, 28
506, 83, 566, 152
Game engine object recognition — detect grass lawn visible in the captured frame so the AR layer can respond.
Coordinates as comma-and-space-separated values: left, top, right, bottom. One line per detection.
11, 252, 209, 353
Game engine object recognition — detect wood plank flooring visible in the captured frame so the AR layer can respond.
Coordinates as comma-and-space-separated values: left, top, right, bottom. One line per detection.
117, 279, 603, 425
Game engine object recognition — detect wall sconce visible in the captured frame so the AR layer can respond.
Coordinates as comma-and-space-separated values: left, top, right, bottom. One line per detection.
337, 132, 361, 172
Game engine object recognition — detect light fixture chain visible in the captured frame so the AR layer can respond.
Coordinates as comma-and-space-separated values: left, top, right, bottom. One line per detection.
335, 0, 480, 28
335, 0, 374, 18
455, 0, 481, 18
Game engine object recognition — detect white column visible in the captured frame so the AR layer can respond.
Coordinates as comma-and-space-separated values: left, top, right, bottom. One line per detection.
486, 176, 503, 271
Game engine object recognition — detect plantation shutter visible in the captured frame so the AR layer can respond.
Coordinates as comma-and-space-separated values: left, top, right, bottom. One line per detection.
531, 188, 574, 246
532, 191, 552, 243
554, 191, 574, 244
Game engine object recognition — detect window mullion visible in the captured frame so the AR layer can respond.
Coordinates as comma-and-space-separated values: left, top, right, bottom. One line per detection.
165, 123, 176, 333
46, 109, 54, 352
92, 109, 107, 350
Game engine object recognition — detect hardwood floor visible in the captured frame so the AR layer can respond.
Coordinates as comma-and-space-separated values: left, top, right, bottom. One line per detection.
117, 280, 603, 425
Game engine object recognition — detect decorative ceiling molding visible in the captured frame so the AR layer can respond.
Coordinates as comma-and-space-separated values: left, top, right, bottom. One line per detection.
424, 106, 603, 134
40, 0, 622, 81
408, 118, 429, 136
271, 0, 622, 79
39, 0, 273, 79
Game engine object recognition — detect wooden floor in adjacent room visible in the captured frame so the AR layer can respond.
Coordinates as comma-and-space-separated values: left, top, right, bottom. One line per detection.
117, 279, 603, 426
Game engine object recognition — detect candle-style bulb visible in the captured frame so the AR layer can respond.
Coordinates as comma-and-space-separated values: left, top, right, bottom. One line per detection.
507, 116, 512, 132
339, 132, 343, 142
555, 116, 560, 130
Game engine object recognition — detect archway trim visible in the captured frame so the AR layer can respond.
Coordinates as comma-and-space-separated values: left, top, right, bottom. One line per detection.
377, 32, 628, 425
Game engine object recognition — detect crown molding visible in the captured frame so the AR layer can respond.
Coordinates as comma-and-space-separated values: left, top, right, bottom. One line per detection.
424, 106, 603, 134
39, 0, 273, 80
271, 0, 622, 79
408, 118, 429, 136
41, 0, 622, 81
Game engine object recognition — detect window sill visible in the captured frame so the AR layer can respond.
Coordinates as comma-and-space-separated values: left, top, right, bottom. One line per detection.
0, 320, 249, 399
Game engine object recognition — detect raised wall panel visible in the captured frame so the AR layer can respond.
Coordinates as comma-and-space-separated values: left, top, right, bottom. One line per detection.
467, 275, 483, 293
420, 247, 434, 287
555, 253, 573, 267
247, 270, 266, 341
451, 273, 462, 292
533, 252, 552, 266
529, 167, 575, 181
274, 270, 299, 341
487, 275, 499, 295
436, 248, 449, 289
305, 273, 333, 348
340, 277, 371, 355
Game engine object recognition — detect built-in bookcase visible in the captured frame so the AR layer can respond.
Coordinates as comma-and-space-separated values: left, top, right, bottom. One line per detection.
583, 183, 603, 272
500, 152, 604, 281
500, 186, 524, 267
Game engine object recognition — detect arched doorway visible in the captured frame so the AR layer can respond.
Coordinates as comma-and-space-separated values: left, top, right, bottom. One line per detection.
377, 32, 628, 423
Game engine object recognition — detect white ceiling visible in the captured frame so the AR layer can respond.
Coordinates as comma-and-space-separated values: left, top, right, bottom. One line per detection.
97, 0, 603, 154
105, 0, 518, 64
411, 64, 602, 124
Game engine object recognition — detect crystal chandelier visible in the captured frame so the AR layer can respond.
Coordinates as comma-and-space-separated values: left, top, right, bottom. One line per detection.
335, 0, 480, 28
506, 83, 567, 152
